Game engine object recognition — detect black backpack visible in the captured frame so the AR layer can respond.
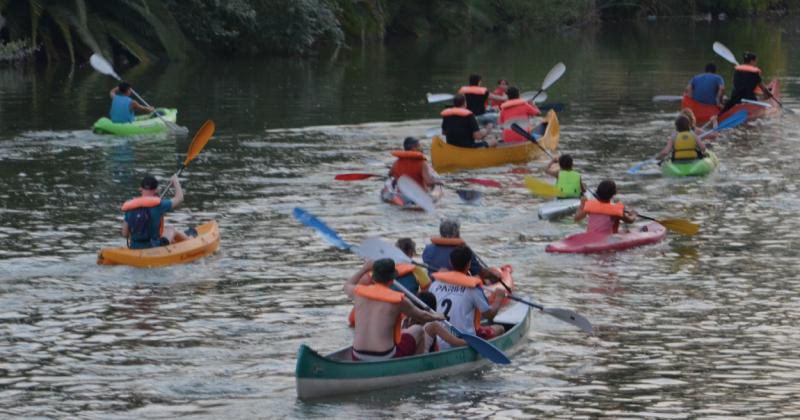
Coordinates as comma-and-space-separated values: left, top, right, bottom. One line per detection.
127, 207, 156, 244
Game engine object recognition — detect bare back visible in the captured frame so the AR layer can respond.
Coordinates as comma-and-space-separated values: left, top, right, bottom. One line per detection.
352, 296, 402, 352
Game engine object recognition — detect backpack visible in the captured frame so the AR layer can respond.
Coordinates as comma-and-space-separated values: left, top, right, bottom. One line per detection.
127, 207, 156, 243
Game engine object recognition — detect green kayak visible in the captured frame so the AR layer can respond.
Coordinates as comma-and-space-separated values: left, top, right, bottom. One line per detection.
661, 150, 719, 177
92, 108, 178, 136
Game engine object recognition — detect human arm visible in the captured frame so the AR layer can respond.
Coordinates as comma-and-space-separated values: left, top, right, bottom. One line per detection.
399, 298, 445, 323
574, 196, 588, 222
476, 287, 506, 321
488, 91, 507, 102
131, 101, 155, 113
621, 209, 637, 224
168, 175, 184, 209
121, 220, 129, 238
109, 87, 119, 100
424, 321, 466, 347
656, 137, 674, 160
422, 162, 442, 186
344, 261, 373, 299
544, 157, 560, 178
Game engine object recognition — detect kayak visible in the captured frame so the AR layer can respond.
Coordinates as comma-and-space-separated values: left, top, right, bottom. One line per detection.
431, 110, 560, 173
92, 108, 178, 135
546, 222, 666, 254
538, 196, 585, 221
296, 300, 530, 400
97, 220, 220, 268
380, 179, 443, 211
348, 264, 515, 327
681, 80, 780, 125
661, 150, 719, 177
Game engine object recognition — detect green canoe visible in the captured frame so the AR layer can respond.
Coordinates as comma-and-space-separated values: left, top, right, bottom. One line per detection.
295, 301, 530, 400
661, 150, 719, 177
92, 108, 178, 136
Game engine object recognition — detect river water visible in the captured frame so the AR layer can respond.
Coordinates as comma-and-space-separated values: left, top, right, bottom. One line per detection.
2, 18, 800, 418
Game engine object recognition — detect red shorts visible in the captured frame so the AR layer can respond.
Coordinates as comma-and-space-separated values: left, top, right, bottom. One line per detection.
476, 325, 498, 340
351, 333, 417, 361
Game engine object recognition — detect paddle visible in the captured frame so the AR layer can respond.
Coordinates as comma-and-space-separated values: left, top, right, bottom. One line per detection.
627, 110, 748, 174
741, 99, 772, 108
396, 175, 436, 213
292, 207, 354, 251
652, 95, 684, 102
427, 91, 550, 105
523, 176, 560, 198
160, 120, 215, 197
712, 42, 793, 114
635, 214, 699, 235
89, 53, 189, 135
358, 237, 593, 334
511, 123, 553, 158
529, 62, 567, 103
334, 173, 484, 203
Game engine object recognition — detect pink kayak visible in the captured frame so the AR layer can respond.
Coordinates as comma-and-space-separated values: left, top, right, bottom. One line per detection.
546, 222, 667, 254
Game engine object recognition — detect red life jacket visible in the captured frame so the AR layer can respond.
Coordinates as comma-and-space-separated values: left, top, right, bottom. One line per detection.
440, 107, 473, 118
390, 150, 426, 188
490, 86, 507, 108
499, 99, 541, 143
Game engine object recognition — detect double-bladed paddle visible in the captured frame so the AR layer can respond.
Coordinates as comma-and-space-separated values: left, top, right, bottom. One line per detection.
713, 42, 793, 114
511, 122, 553, 158
357, 237, 594, 334
652, 95, 684, 102
334, 173, 484, 203
627, 110, 748, 175
89, 53, 189, 135
160, 120, 216, 198
291, 209, 512, 364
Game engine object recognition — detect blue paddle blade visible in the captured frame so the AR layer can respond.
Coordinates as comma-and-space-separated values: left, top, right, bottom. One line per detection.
718, 110, 747, 130
456, 189, 481, 203
292, 207, 352, 251
457, 331, 511, 364
628, 158, 657, 174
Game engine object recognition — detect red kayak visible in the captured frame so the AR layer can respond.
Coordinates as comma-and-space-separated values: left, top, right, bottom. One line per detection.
546, 222, 666, 254
681, 79, 780, 125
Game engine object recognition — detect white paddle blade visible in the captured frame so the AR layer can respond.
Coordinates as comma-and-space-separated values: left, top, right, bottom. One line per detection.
713, 42, 739, 65
741, 98, 773, 108
89, 53, 121, 80
356, 237, 413, 264
521, 91, 548, 103
652, 95, 684, 102
425, 127, 441, 138
397, 175, 436, 214
427, 93, 454, 103
542, 62, 566, 90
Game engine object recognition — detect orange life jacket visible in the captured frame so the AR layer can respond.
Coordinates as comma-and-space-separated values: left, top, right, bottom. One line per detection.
440, 107, 473, 118
390, 150, 426, 188
490, 86, 507, 108
735, 64, 762, 74
354, 283, 405, 344
583, 200, 625, 217
430, 237, 466, 246
432, 271, 483, 331
458, 86, 488, 96
500, 98, 527, 110
121, 196, 164, 236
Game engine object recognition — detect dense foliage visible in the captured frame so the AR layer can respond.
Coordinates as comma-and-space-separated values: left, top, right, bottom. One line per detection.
0, 0, 795, 63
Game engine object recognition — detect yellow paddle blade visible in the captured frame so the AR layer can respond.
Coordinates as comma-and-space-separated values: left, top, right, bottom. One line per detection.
523, 176, 560, 198
657, 219, 699, 236
183, 120, 216, 167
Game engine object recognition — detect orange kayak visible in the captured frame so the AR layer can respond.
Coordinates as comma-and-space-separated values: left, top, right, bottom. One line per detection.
681, 79, 780, 125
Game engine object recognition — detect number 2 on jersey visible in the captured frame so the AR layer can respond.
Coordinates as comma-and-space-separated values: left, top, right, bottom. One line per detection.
441, 298, 453, 321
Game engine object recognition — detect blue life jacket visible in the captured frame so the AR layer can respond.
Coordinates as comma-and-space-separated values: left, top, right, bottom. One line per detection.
110, 94, 135, 123
392, 273, 420, 295
421, 241, 482, 277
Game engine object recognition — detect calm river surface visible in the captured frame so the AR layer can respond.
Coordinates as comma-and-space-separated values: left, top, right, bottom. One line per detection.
2, 19, 800, 418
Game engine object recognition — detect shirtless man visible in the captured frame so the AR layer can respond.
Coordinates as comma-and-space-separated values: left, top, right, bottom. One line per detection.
344, 259, 444, 361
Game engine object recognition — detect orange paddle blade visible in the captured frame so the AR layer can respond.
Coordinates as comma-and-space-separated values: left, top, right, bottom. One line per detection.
183, 120, 215, 167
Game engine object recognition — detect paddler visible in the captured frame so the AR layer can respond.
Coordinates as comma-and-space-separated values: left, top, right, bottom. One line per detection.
719, 52, 772, 114
421, 219, 483, 276
656, 115, 708, 162
575, 180, 636, 234
686, 63, 725, 107
441, 94, 496, 148
109, 82, 155, 123
428, 246, 506, 350
121, 174, 191, 249
489, 79, 509, 110
544, 154, 586, 198
388, 137, 441, 191
458, 74, 506, 125
401, 292, 466, 353
344, 259, 444, 361
498, 86, 541, 143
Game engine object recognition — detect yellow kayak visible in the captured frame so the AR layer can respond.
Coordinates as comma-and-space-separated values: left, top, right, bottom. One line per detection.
97, 220, 220, 268
431, 110, 560, 173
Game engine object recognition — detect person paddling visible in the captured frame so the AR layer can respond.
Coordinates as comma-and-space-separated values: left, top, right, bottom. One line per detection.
401, 291, 467, 353
656, 115, 708, 162
388, 137, 441, 192
121, 174, 190, 249
498, 86, 542, 143
441, 94, 496, 148
575, 180, 636, 235
109, 82, 155, 123
686, 63, 725, 107
429, 246, 506, 350
344, 259, 444, 361
489, 79, 509, 110
458, 74, 506, 125
719, 52, 772, 114
544, 154, 586, 198
422, 219, 483, 276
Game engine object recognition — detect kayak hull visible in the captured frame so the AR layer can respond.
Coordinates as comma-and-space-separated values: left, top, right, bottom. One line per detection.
661, 150, 719, 177
546, 222, 666, 254
92, 108, 178, 136
681, 80, 780, 125
380, 179, 443, 211
431, 110, 559, 173
97, 220, 220, 268
296, 301, 530, 400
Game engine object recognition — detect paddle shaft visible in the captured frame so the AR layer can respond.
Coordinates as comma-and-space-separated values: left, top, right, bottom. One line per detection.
159, 166, 185, 198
